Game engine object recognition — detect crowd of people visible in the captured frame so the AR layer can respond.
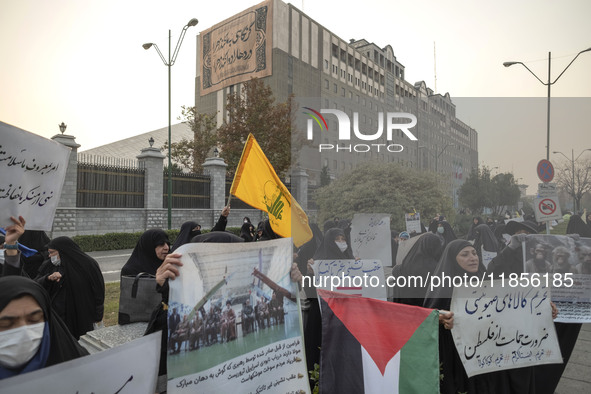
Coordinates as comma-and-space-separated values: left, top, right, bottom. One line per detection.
2, 208, 591, 394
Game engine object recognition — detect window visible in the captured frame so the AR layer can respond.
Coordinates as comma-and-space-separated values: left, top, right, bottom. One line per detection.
324, 79, 329, 89
324, 59, 329, 69
333, 83, 338, 93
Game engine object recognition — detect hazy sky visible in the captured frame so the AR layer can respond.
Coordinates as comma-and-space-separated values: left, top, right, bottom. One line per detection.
1, 0, 590, 194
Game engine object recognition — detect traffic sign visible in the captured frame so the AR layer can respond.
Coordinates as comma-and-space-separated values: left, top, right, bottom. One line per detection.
533, 195, 562, 222
537, 159, 554, 183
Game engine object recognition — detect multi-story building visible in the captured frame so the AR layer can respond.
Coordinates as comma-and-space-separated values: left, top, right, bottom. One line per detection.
194, 0, 477, 206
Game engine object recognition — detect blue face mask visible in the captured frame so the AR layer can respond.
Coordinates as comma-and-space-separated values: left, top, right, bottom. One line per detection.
437, 227, 445, 234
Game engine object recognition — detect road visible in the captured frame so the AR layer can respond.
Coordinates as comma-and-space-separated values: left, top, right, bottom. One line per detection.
87, 249, 133, 283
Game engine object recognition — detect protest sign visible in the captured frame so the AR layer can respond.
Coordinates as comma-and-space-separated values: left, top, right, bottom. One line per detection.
350, 213, 392, 267
0, 121, 70, 230
167, 238, 309, 394
311, 259, 386, 300
404, 212, 422, 235
451, 281, 562, 377
523, 234, 591, 323
1, 332, 161, 394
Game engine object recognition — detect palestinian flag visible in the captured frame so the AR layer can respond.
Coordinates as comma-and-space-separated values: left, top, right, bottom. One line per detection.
318, 290, 439, 394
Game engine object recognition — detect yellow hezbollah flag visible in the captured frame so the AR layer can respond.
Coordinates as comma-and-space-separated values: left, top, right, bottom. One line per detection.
230, 134, 313, 247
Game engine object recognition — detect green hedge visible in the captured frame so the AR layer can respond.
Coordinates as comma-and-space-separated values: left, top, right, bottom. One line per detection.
72, 227, 241, 252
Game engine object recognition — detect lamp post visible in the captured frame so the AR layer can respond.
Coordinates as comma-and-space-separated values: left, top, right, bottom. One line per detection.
418, 143, 456, 172
503, 47, 591, 161
143, 18, 198, 230
553, 148, 591, 212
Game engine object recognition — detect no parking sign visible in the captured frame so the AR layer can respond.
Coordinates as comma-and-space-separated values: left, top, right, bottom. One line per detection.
537, 159, 554, 183
533, 195, 562, 222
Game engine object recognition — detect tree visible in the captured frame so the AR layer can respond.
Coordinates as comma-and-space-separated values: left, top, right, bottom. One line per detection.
490, 172, 521, 216
555, 157, 591, 212
163, 107, 218, 173
216, 78, 297, 177
458, 166, 493, 214
313, 162, 453, 231
458, 166, 521, 215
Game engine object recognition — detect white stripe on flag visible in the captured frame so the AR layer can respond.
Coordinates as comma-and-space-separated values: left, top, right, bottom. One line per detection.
361, 345, 400, 394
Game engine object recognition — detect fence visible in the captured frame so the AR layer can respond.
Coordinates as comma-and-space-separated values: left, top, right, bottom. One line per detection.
163, 171, 211, 209
77, 154, 145, 208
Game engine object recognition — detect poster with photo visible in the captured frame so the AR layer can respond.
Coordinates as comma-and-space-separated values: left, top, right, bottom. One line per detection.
167, 238, 309, 394
523, 234, 591, 323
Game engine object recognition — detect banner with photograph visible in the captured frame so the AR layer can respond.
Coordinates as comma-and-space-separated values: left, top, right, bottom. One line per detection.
523, 234, 591, 323
311, 259, 387, 300
200, 0, 273, 96
404, 212, 422, 235
350, 213, 392, 267
1, 332, 161, 394
0, 121, 70, 230
167, 238, 309, 394
450, 281, 561, 377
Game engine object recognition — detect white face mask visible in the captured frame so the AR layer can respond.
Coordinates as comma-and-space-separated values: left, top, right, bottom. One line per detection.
0, 322, 45, 369
335, 241, 348, 252
50, 255, 61, 266
437, 227, 445, 234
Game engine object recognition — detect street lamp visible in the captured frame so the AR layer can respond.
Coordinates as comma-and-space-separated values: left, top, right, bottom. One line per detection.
553, 148, 591, 212
503, 47, 591, 161
143, 18, 198, 230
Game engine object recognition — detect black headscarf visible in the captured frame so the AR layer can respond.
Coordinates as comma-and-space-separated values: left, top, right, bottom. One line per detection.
18, 230, 50, 279
393, 233, 444, 305
257, 219, 279, 241
473, 223, 501, 254
433, 220, 457, 247
191, 231, 244, 243
566, 214, 591, 238
239, 222, 256, 242
313, 227, 353, 260
41, 237, 104, 340
466, 217, 483, 241
0, 276, 88, 371
121, 229, 170, 276
424, 239, 486, 311
171, 221, 201, 252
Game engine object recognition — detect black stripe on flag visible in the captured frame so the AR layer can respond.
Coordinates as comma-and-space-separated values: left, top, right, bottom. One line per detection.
319, 296, 364, 394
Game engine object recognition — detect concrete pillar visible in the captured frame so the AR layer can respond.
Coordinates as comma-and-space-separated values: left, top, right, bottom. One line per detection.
137, 147, 165, 209
51, 133, 80, 208
203, 156, 228, 213
291, 167, 309, 210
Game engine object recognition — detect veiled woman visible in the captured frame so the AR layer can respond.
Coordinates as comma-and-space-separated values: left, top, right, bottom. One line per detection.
303, 227, 354, 384
0, 276, 88, 379
423, 240, 498, 394
472, 223, 501, 264
121, 229, 170, 276
392, 233, 443, 306
34, 237, 104, 340
170, 221, 201, 252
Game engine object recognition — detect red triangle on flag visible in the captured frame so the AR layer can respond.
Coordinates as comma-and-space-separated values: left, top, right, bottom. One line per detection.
319, 289, 434, 375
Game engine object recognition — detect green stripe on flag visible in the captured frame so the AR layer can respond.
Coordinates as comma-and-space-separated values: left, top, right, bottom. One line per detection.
399, 310, 440, 393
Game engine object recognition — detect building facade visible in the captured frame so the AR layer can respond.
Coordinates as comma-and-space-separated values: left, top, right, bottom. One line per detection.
194, 0, 477, 206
